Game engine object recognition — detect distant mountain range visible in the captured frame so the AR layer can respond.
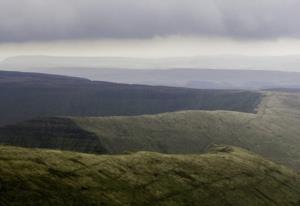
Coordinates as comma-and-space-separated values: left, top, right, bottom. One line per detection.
3, 55, 300, 71
2, 55, 300, 89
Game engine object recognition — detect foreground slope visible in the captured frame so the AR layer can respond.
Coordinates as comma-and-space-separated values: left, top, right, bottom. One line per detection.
1, 91, 300, 170
0, 145, 299, 206
0, 71, 260, 126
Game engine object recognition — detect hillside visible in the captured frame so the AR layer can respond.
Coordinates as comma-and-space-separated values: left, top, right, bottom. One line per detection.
73, 91, 300, 170
0, 71, 261, 126
1, 91, 300, 171
0, 145, 299, 206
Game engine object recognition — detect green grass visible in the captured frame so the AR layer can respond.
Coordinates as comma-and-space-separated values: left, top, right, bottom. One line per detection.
1, 91, 300, 171
0, 145, 299, 206
73, 92, 300, 170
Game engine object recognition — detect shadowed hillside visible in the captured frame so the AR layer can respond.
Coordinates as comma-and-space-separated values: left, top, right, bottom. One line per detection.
0, 145, 299, 206
0, 71, 261, 126
0, 117, 108, 154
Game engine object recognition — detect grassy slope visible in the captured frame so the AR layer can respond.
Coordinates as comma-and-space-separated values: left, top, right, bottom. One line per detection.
1, 91, 300, 171
73, 92, 300, 170
0, 145, 299, 206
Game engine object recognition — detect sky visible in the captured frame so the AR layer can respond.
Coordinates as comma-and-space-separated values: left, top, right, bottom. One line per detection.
1, 0, 300, 68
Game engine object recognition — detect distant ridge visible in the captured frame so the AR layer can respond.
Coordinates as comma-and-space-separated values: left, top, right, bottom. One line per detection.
3, 55, 300, 71
2, 55, 300, 89
0, 70, 261, 126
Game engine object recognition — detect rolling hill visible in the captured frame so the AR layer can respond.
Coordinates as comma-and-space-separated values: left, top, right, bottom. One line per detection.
1, 91, 300, 171
0, 71, 261, 126
0, 145, 299, 206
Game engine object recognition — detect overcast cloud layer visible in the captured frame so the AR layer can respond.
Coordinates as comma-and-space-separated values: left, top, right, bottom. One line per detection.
1, 0, 300, 43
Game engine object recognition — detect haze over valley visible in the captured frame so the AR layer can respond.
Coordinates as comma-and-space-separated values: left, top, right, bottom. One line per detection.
2, 55, 300, 90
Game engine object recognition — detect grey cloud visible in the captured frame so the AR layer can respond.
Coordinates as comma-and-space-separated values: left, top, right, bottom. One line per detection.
0, 0, 300, 42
